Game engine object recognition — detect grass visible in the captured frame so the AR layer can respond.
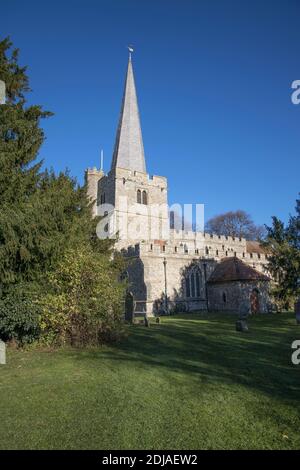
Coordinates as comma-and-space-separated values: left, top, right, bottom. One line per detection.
0, 312, 300, 450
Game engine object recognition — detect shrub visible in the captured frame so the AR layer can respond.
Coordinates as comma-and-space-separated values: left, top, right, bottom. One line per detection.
39, 246, 126, 346
0, 285, 41, 345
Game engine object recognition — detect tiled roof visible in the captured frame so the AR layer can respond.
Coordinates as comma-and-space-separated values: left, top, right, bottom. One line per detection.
208, 257, 270, 283
246, 241, 266, 254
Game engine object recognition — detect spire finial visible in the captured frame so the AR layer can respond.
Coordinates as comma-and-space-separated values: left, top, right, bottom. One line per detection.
128, 45, 134, 60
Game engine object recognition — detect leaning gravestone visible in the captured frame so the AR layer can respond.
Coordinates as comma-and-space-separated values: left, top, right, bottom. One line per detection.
295, 298, 300, 325
0, 340, 6, 365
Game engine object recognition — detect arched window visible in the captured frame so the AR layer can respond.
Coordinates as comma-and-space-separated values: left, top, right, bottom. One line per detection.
185, 268, 202, 299
195, 271, 201, 297
191, 273, 196, 297
185, 277, 191, 298
142, 190, 148, 205
137, 189, 141, 204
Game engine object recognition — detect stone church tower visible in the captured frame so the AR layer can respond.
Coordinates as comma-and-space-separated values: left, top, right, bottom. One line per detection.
86, 54, 269, 316
86, 55, 169, 248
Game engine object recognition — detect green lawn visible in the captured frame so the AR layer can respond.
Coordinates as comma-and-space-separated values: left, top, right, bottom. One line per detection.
0, 313, 299, 450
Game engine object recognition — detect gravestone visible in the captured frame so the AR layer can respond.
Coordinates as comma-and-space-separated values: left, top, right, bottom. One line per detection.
236, 320, 248, 332
144, 315, 150, 327
236, 309, 249, 332
295, 298, 300, 325
0, 340, 6, 365
125, 291, 134, 324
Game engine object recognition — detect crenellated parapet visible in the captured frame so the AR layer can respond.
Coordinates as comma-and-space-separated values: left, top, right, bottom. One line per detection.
85, 167, 104, 216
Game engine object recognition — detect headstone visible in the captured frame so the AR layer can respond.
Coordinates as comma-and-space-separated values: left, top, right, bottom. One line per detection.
124, 291, 134, 324
236, 320, 248, 332
0, 340, 6, 365
295, 298, 300, 325
144, 315, 150, 327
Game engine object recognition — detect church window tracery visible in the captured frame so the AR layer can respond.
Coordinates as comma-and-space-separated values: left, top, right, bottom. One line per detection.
185, 267, 203, 299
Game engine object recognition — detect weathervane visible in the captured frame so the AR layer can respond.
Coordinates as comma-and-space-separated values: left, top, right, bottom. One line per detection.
128, 45, 134, 60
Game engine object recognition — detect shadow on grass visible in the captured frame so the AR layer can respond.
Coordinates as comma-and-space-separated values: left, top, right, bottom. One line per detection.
74, 313, 300, 404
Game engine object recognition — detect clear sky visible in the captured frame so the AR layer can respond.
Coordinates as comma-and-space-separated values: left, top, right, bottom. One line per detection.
2, 0, 300, 226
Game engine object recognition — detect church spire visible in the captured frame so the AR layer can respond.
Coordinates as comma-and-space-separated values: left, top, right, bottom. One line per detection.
111, 51, 146, 173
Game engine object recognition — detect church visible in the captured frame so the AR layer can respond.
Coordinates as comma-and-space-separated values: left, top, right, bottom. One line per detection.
86, 53, 270, 316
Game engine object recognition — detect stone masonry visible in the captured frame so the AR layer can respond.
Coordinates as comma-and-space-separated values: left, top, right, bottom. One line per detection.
86, 54, 270, 315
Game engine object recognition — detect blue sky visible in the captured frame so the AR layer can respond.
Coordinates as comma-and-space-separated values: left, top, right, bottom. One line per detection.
2, 0, 300, 225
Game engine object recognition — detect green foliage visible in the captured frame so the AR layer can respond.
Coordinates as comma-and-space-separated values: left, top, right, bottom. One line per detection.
0, 284, 40, 345
0, 37, 125, 346
0, 169, 113, 287
39, 246, 125, 346
263, 195, 300, 308
0, 38, 52, 207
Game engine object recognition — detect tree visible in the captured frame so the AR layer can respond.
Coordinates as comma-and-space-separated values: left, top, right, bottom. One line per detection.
0, 37, 52, 206
39, 246, 125, 346
205, 210, 266, 240
0, 37, 113, 289
0, 37, 125, 345
263, 195, 300, 308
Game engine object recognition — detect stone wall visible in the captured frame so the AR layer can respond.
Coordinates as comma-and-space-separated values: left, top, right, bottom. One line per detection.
85, 168, 104, 216
87, 166, 270, 316
207, 280, 270, 314
94, 167, 169, 243
122, 244, 217, 314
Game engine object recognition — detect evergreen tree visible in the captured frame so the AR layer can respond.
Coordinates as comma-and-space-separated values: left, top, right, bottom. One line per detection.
0, 37, 113, 288
0, 37, 125, 345
263, 195, 300, 308
0, 37, 52, 205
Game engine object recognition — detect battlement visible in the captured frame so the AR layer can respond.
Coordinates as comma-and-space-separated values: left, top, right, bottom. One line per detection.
111, 167, 167, 188
122, 239, 267, 264
85, 167, 104, 177
170, 229, 246, 245
203, 232, 246, 244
